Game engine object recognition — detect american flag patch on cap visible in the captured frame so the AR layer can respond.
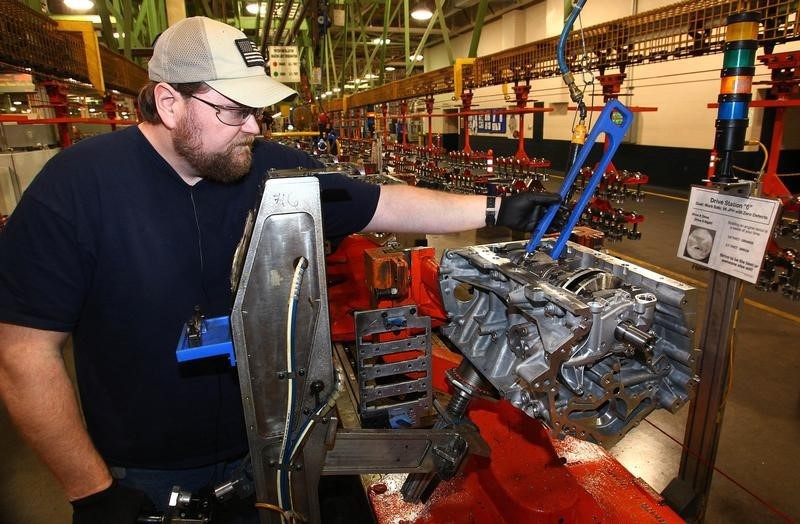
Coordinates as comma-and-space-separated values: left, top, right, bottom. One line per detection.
235, 39, 265, 67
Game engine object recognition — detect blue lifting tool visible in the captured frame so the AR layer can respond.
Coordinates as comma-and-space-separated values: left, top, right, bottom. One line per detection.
525, 99, 633, 259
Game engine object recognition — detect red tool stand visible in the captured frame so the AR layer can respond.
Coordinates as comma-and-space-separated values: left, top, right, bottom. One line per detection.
754, 51, 800, 201
367, 346, 683, 524
572, 73, 654, 240
709, 51, 800, 263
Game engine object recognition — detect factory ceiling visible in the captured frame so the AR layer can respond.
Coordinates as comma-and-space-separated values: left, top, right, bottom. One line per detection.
43, 0, 544, 95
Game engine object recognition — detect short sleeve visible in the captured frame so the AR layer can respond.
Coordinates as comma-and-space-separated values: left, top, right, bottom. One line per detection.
0, 194, 91, 331
316, 174, 381, 240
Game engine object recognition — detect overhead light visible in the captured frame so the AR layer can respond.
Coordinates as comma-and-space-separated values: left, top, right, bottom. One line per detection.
385, 66, 396, 71
325, 90, 333, 96
321, 93, 327, 99
333, 87, 341, 93
364, 73, 379, 79
245, 3, 266, 15
411, 54, 424, 62
12, 101, 22, 106
64, 0, 94, 10
411, 1, 433, 21
372, 37, 391, 45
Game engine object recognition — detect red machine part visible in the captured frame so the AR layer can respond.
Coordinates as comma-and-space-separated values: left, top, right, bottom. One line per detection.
367, 347, 683, 524
755, 51, 800, 200
326, 235, 448, 342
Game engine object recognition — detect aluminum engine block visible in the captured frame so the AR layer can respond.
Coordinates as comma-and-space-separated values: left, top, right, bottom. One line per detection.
438, 240, 698, 447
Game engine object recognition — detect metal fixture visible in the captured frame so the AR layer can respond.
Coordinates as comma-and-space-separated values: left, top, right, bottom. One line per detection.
411, 1, 433, 21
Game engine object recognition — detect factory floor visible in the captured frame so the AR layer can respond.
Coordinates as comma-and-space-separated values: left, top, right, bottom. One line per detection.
1, 183, 798, 523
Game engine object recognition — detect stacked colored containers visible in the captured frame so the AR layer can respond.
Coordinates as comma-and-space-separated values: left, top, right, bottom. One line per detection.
713, 12, 760, 182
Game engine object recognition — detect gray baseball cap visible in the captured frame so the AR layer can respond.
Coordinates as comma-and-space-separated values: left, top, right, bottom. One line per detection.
148, 17, 296, 108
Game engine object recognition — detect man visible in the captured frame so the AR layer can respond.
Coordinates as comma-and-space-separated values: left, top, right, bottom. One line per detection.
0, 17, 559, 523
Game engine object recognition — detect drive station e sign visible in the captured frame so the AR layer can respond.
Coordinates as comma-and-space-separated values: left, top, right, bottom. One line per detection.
677, 186, 780, 283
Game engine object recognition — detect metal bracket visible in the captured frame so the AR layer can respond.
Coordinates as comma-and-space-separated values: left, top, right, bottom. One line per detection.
355, 305, 433, 429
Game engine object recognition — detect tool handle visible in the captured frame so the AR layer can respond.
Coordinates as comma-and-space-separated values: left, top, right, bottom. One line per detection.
526, 99, 633, 258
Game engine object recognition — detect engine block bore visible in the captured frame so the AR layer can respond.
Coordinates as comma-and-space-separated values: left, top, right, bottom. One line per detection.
439, 240, 698, 447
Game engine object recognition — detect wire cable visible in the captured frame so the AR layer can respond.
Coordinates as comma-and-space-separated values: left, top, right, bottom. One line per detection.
644, 419, 795, 523
276, 256, 309, 520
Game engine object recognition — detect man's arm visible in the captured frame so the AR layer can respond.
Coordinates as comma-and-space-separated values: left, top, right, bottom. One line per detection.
364, 184, 488, 233
0, 322, 112, 501
364, 184, 562, 234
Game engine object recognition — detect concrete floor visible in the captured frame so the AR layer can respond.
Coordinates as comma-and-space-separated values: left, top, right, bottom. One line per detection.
1, 185, 798, 523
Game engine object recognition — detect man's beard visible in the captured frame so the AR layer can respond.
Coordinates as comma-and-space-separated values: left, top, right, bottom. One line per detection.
173, 110, 254, 183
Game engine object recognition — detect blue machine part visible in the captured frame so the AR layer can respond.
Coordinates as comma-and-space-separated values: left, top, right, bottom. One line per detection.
717, 100, 749, 120
526, 99, 634, 259
176, 315, 237, 367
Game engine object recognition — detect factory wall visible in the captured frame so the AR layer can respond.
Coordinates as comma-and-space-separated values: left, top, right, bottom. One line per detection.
424, 0, 800, 192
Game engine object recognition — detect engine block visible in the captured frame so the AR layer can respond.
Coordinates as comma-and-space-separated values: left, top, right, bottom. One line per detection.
438, 240, 698, 447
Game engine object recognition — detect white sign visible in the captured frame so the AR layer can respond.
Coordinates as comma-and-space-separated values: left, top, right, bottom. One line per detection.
267, 46, 301, 83
677, 186, 780, 283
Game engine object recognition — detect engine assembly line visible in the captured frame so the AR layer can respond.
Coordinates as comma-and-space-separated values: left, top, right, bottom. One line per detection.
1, 1, 799, 523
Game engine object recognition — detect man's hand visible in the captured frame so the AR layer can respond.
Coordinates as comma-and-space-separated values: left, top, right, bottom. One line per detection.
497, 191, 562, 232
71, 481, 155, 524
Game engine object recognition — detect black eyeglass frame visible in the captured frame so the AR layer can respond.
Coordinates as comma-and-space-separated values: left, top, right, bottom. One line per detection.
188, 95, 265, 126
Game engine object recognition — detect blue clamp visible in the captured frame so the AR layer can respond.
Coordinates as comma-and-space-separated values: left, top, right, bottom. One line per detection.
526, 99, 634, 259
175, 315, 236, 367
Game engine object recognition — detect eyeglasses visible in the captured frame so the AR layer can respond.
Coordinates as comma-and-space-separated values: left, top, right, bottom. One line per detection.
189, 95, 264, 127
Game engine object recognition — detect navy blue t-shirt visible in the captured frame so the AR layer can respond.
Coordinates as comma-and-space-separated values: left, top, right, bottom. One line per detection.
0, 126, 380, 468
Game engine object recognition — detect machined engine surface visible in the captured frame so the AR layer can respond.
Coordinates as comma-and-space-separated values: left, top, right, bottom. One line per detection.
439, 240, 698, 447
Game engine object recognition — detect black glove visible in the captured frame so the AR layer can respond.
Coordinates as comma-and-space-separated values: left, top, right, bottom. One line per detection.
72, 480, 155, 524
497, 191, 562, 232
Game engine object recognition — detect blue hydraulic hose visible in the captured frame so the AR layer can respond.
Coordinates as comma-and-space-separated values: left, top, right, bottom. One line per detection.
557, 0, 588, 74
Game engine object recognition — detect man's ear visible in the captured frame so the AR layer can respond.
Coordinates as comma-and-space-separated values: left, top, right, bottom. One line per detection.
154, 83, 181, 129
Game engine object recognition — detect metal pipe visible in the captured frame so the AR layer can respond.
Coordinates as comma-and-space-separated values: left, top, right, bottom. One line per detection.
284, 0, 311, 46
272, 0, 293, 46
260, 0, 276, 56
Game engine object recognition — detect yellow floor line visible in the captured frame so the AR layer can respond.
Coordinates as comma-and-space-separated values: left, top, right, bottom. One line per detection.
641, 190, 689, 202
606, 249, 800, 326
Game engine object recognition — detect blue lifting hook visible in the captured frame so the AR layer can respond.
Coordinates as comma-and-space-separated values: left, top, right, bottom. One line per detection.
525, 99, 633, 259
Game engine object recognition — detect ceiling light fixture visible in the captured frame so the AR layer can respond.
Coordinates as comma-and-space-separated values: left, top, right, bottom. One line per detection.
385, 66, 396, 71
410, 54, 424, 62
64, 0, 94, 11
411, 1, 433, 21
371, 37, 391, 45
245, 3, 266, 15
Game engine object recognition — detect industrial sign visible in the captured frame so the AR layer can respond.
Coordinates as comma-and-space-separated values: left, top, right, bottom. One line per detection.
677, 186, 780, 283
470, 110, 506, 134
267, 46, 301, 83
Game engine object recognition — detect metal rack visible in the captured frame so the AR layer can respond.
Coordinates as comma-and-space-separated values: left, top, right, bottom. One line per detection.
345, 0, 800, 109
0, 0, 146, 95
